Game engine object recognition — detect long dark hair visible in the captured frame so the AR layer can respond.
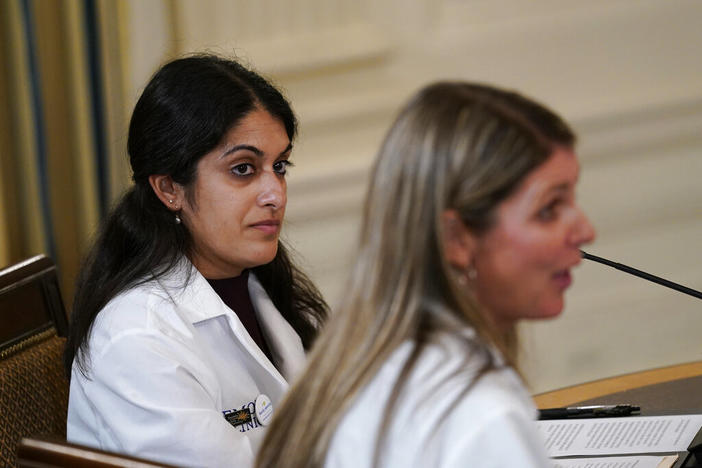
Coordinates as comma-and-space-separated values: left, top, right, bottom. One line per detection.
64, 54, 328, 376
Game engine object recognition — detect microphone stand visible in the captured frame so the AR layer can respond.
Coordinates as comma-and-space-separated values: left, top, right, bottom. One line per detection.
581, 250, 702, 300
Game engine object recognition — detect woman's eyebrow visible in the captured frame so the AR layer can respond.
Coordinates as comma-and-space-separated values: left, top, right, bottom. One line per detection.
548, 182, 570, 193
219, 142, 293, 159
532, 182, 570, 204
219, 144, 263, 159
279, 142, 293, 156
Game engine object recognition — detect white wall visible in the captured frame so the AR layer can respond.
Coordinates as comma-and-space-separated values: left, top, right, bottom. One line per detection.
125, 0, 702, 393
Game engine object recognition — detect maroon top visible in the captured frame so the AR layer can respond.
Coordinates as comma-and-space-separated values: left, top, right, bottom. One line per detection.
206, 270, 274, 364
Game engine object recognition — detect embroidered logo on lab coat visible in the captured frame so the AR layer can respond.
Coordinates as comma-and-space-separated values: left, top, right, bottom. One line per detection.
223, 401, 260, 433
223, 408, 252, 428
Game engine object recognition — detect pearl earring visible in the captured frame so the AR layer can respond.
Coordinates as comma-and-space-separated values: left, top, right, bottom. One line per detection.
175, 213, 181, 224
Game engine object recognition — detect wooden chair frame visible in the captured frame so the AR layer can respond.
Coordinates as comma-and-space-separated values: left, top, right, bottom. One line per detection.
0, 254, 68, 353
17, 437, 178, 467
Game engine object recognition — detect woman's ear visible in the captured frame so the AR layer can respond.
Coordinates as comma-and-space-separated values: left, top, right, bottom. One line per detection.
441, 209, 476, 270
148, 174, 183, 212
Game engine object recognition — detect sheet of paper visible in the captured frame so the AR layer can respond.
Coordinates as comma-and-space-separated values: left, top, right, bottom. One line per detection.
537, 414, 702, 457
551, 455, 678, 468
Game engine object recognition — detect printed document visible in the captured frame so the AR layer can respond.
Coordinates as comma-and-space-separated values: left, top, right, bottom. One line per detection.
537, 414, 702, 457
551, 455, 678, 468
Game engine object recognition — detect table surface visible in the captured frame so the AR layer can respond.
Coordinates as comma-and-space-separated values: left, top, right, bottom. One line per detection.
533, 360, 702, 413
533, 361, 702, 468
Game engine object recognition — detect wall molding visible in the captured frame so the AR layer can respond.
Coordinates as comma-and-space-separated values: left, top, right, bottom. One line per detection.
286, 97, 702, 224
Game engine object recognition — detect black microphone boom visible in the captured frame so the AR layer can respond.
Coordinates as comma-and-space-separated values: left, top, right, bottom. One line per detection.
581, 251, 702, 300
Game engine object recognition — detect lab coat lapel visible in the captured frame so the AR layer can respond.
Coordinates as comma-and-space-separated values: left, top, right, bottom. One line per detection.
166, 262, 289, 389
219, 303, 289, 389
248, 274, 306, 382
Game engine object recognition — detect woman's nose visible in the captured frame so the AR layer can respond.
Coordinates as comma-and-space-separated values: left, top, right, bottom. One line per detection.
569, 207, 596, 246
256, 173, 285, 209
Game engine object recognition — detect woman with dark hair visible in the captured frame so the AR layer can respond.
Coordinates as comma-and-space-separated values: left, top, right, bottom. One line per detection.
256, 81, 595, 468
64, 55, 328, 467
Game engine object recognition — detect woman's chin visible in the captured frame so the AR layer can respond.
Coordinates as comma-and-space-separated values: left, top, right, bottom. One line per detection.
247, 246, 279, 269
535, 300, 565, 321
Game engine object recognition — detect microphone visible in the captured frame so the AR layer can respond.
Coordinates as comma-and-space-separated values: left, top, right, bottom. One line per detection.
580, 250, 702, 300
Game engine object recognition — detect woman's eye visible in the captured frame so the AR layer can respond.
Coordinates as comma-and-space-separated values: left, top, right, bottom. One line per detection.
538, 200, 560, 221
231, 163, 254, 176
273, 160, 293, 175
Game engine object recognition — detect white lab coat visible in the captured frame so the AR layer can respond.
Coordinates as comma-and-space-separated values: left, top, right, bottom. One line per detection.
67, 259, 306, 467
325, 329, 551, 468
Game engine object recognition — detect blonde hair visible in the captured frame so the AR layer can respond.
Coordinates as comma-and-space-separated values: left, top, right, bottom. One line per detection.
256, 82, 575, 468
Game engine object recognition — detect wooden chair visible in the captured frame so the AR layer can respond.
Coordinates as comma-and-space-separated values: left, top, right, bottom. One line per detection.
0, 255, 70, 468
17, 437, 178, 467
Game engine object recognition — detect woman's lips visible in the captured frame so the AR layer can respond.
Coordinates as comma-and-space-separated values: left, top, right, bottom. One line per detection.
250, 220, 280, 235
553, 270, 572, 289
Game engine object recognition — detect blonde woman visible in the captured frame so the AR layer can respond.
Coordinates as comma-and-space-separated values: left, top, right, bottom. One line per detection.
256, 82, 596, 468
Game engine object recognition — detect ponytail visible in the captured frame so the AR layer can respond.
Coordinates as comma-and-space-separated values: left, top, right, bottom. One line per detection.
64, 185, 190, 376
